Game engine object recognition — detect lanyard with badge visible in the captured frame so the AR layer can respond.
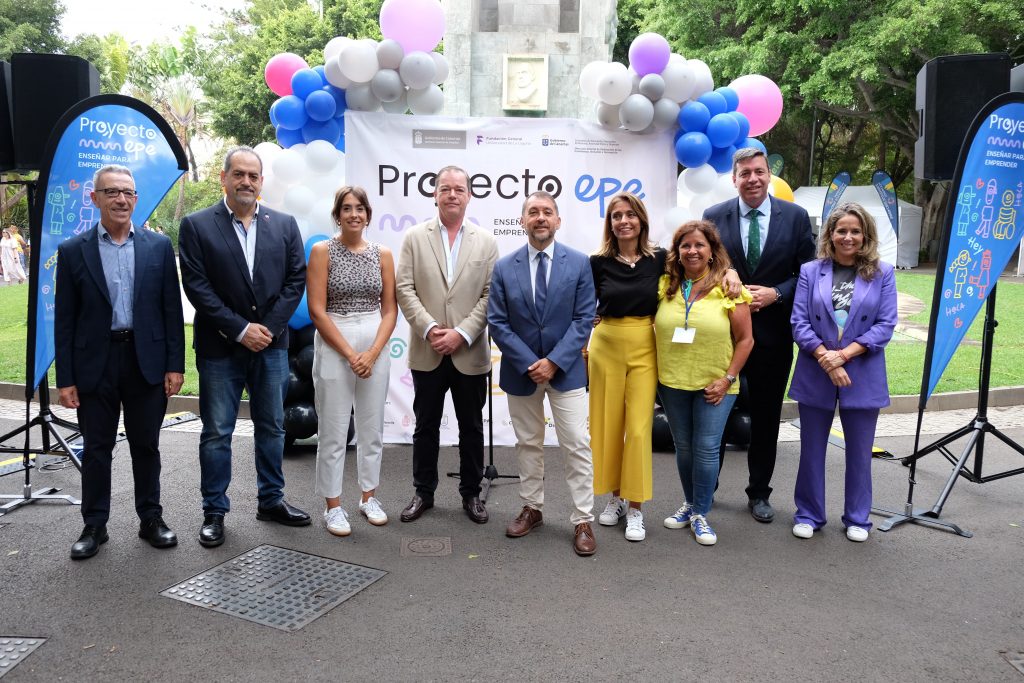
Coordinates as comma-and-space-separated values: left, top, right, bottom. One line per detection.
672, 270, 708, 344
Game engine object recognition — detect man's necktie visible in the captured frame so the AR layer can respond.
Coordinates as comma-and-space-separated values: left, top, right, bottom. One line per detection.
535, 251, 548, 319
746, 209, 761, 271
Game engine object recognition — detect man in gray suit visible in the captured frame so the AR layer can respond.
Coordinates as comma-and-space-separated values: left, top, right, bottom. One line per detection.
396, 165, 499, 524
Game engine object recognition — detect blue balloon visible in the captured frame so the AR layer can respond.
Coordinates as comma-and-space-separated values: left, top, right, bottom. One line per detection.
674, 128, 685, 144
675, 132, 713, 168
708, 144, 738, 173
304, 90, 337, 122
740, 137, 767, 154
291, 68, 324, 100
276, 125, 304, 149
731, 111, 751, 143
302, 118, 342, 145
275, 95, 308, 130
304, 234, 330, 262
289, 291, 312, 330
269, 101, 280, 127
313, 64, 327, 84
334, 135, 346, 152
696, 91, 728, 117
324, 85, 347, 114
715, 86, 739, 111
706, 113, 741, 148
677, 101, 711, 133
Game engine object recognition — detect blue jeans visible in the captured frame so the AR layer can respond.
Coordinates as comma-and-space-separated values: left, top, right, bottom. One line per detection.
658, 383, 736, 516
198, 348, 288, 514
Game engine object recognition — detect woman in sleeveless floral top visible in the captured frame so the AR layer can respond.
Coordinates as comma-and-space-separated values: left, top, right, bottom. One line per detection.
307, 186, 397, 537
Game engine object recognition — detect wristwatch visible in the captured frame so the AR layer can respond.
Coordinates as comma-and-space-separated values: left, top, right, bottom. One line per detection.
725, 374, 737, 385
773, 287, 782, 303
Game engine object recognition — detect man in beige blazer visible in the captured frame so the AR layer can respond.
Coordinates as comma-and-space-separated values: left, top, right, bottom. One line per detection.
396, 165, 499, 524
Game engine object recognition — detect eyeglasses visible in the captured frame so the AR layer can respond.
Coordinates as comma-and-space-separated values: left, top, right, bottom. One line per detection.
96, 188, 138, 199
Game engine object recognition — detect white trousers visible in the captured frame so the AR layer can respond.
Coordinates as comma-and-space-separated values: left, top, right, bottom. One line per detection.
313, 310, 390, 499
507, 384, 594, 524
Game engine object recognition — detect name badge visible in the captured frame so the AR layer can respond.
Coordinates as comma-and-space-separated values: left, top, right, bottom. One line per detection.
672, 327, 696, 344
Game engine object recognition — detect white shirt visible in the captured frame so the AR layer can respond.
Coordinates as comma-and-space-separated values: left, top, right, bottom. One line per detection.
425, 218, 472, 345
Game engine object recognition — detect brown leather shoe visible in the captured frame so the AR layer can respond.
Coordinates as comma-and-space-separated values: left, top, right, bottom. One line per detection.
462, 496, 489, 524
505, 506, 543, 537
400, 495, 433, 523
573, 522, 597, 556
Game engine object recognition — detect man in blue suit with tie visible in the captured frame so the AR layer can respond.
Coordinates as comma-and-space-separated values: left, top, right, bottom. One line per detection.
179, 147, 309, 548
488, 191, 598, 556
56, 165, 185, 560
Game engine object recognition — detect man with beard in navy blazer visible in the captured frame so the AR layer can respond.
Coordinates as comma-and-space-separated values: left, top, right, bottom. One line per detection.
56, 164, 185, 560
488, 191, 598, 556
178, 146, 309, 548
703, 148, 815, 524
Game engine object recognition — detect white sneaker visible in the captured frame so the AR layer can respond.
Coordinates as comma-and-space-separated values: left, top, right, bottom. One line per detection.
846, 526, 869, 542
324, 507, 351, 536
598, 497, 627, 526
664, 502, 693, 529
624, 508, 646, 541
792, 523, 814, 539
359, 497, 388, 526
691, 514, 717, 546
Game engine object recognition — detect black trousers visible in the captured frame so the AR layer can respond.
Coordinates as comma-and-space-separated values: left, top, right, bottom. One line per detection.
77, 339, 167, 526
411, 355, 486, 500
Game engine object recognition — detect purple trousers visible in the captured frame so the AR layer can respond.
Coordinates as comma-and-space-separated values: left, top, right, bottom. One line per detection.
793, 403, 879, 530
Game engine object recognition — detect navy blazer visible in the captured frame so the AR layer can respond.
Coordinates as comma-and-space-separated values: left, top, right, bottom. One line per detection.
487, 242, 595, 397
703, 197, 815, 348
178, 202, 306, 358
54, 226, 185, 393
789, 259, 897, 410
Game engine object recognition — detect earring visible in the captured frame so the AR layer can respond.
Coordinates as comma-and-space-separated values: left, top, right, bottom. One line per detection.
708, 256, 714, 264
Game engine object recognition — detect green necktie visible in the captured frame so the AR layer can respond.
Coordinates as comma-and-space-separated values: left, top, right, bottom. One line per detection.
746, 208, 761, 271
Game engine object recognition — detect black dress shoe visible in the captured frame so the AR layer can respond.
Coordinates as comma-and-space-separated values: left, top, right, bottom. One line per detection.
463, 496, 489, 524
400, 495, 433, 522
199, 513, 225, 548
138, 516, 178, 548
70, 525, 108, 560
749, 498, 775, 523
256, 500, 312, 526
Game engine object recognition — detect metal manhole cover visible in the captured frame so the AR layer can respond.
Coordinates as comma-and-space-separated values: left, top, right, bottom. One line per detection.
159, 545, 386, 632
401, 537, 452, 557
1004, 651, 1024, 675
0, 637, 46, 678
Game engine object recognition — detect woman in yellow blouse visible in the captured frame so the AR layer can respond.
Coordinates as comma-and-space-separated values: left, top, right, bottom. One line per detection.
655, 220, 753, 546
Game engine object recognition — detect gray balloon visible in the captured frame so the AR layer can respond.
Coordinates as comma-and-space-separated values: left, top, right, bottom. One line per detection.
618, 93, 654, 132
651, 97, 681, 130
407, 84, 444, 115
371, 69, 404, 102
639, 74, 666, 102
595, 102, 620, 129
381, 90, 409, 114
376, 39, 405, 70
399, 51, 437, 90
344, 83, 382, 112
430, 52, 450, 84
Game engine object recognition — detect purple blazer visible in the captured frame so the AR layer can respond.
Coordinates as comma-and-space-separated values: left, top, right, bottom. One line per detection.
788, 259, 897, 410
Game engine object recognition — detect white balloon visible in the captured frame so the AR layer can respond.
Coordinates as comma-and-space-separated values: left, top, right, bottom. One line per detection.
430, 52, 449, 84
371, 69, 405, 102
324, 55, 353, 89
399, 51, 437, 90
407, 84, 444, 115
663, 205, 692, 233
596, 63, 632, 106
619, 94, 654, 132
376, 38, 405, 70
683, 164, 718, 194
687, 59, 714, 98
677, 170, 688, 192
381, 91, 409, 114
309, 196, 337, 234
651, 97, 680, 130
259, 175, 286, 208
344, 83, 381, 112
283, 184, 316, 218
272, 148, 307, 184
338, 41, 379, 84
253, 141, 283, 169
689, 192, 716, 218
716, 170, 736, 195
661, 61, 696, 103
579, 61, 606, 100
668, 53, 687, 64
324, 36, 353, 62
305, 139, 339, 174
595, 102, 620, 129
639, 73, 665, 101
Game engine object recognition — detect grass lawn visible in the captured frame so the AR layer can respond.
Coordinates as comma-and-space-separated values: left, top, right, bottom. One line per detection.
0, 272, 1019, 398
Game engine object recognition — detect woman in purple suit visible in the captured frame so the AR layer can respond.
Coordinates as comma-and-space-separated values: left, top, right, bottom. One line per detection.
788, 203, 897, 543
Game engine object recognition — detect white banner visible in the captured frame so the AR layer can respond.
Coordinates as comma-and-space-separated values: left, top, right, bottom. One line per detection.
345, 112, 676, 445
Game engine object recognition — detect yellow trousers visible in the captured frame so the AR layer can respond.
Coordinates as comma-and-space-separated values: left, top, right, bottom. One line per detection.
588, 316, 656, 502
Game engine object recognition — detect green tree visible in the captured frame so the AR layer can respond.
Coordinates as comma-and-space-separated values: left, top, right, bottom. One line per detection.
0, 0, 65, 59
66, 33, 134, 93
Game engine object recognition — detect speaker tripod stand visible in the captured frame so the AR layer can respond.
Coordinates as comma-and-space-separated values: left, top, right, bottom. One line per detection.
446, 369, 516, 504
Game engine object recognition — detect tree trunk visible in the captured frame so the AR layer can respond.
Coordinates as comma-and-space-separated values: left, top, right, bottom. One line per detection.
916, 180, 949, 262
174, 175, 186, 225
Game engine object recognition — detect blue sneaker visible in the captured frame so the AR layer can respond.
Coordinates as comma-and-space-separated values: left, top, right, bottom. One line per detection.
691, 514, 717, 546
663, 503, 693, 529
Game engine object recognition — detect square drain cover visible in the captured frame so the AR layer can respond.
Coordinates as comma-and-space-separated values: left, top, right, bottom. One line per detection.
401, 537, 452, 557
0, 637, 46, 678
160, 545, 385, 632
1004, 651, 1024, 675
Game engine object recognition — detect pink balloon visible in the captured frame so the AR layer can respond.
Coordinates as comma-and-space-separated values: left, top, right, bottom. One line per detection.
729, 74, 783, 137
628, 33, 671, 77
265, 53, 309, 97
380, 0, 446, 54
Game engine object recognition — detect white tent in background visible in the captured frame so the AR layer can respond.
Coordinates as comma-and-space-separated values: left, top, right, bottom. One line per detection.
791, 185, 923, 268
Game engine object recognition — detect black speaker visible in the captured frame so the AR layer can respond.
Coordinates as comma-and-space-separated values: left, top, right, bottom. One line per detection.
0, 62, 14, 172
915, 53, 1010, 181
10, 53, 99, 172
